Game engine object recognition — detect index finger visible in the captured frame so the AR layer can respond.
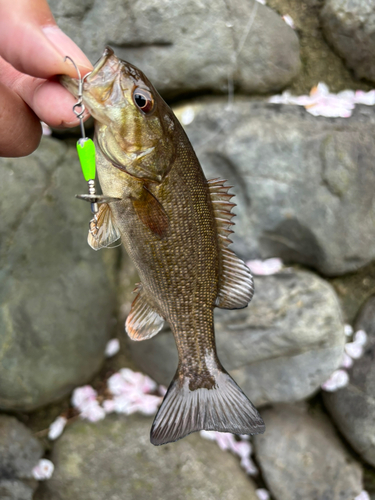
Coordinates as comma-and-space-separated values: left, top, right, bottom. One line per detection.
0, 0, 92, 79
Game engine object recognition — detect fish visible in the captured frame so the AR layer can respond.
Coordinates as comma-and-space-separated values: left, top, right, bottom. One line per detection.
61, 46, 265, 445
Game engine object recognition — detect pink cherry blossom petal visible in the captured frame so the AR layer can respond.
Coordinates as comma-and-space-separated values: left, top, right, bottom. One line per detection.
354, 330, 367, 346
71, 385, 97, 409
32, 459, 54, 480
231, 440, 252, 459
159, 385, 168, 396
246, 258, 283, 275
200, 430, 217, 441
344, 324, 353, 337
256, 489, 270, 500
321, 369, 349, 392
105, 338, 120, 357
345, 342, 364, 359
340, 352, 354, 369
282, 14, 295, 29
240, 456, 258, 475
354, 90, 375, 105
355, 491, 371, 500
79, 400, 106, 422
48, 416, 67, 440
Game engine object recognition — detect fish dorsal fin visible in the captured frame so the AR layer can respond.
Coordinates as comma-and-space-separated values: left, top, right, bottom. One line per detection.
88, 203, 121, 251
208, 178, 254, 309
132, 186, 169, 238
126, 283, 164, 341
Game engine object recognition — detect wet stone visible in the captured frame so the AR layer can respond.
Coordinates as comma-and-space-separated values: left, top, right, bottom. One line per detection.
36, 414, 259, 500
126, 268, 345, 407
0, 415, 43, 500
0, 137, 116, 411
321, 0, 375, 83
324, 295, 375, 468
174, 100, 375, 276
49, 0, 300, 98
254, 404, 363, 500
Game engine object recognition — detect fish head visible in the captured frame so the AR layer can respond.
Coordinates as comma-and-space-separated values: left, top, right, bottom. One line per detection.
61, 47, 177, 182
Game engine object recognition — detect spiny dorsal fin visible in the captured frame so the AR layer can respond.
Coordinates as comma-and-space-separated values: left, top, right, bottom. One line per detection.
132, 186, 169, 238
126, 283, 164, 341
88, 203, 121, 251
208, 178, 254, 309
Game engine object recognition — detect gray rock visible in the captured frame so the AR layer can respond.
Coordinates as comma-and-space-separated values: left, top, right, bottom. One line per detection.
127, 268, 345, 407
254, 404, 363, 500
324, 295, 375, 467
0, 415, 43, 500
321, 0, 375, 83
0, 137, 115, 411
173, 100, 375, 276
37, 414, 259, 500
50, 0, 300, 97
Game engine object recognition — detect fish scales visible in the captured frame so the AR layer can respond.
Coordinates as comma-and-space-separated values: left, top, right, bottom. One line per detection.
61, 47, 265, 445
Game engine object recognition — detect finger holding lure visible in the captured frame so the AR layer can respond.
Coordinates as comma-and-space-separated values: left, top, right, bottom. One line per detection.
61, 47, 265, 445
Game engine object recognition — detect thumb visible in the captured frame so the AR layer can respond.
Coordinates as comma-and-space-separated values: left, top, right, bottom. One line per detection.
0, 0, 92, 79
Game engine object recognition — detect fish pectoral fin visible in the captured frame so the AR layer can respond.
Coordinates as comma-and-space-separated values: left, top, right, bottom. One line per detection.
132, 186, 169, 238
126, 283, 164, 341
208, 178, 254, 309
87, 203, 122, 251
216, 247, 254, 309
150, 362, 265, 446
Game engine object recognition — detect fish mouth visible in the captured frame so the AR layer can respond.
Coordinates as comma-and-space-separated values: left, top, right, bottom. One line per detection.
87, 46, 115, 80
59, 46, 116, 97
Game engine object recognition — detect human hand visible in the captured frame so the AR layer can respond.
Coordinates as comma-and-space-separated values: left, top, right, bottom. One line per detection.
0, 0, 93, 157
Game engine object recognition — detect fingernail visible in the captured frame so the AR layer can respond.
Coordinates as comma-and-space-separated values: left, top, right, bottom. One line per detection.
42, 26, 93, 74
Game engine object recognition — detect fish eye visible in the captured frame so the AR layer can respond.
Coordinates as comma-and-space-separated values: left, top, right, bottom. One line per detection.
133, 88, 154, 114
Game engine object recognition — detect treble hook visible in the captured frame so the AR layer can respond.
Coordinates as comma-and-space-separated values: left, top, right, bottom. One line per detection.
64, 56, 91, 139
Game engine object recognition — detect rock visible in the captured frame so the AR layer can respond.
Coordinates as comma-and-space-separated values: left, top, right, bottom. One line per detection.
0, 137, 116, 411
324, 296, 375, 467
37, 414, 259, 500
321, 0, 375, 83
50, 0, 300, 98
173, 100, 375, 276
127, 268, 345, 407
0, 415, 43, 500
254, 404, 363, 500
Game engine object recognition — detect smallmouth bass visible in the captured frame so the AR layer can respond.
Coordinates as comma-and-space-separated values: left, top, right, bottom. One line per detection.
61, 47, 265, 445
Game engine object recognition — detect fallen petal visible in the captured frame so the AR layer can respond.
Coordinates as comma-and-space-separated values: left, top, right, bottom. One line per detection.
48, 416, 67, 441
105, 338, 120, 357
256, 489, 270, 500
321, 369, 349, 392
344, 324, 353, 337
340, 352, 354, 369
355, 491, 371, 500
353, 330, 367, 346
71, 385, 97, 409
32, 459, 54, 481
240, 456, 258, 475
345, 342, 364, 359
246, 258, 283, 275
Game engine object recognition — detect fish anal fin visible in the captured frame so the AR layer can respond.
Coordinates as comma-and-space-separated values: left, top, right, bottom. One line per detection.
208, 178, 254, 309
132, 186, 169, 238
150, 358, 265, 446
126, 283, 164, 341
88, 203, 121, 251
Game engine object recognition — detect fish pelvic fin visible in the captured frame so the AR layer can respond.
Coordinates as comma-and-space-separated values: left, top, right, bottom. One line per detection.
126, 283, 164, 341
87, 203, 121, 250
150, 362, 265, 446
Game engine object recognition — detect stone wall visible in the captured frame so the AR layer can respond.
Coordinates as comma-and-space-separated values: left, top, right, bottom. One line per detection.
1, 0, 375, 499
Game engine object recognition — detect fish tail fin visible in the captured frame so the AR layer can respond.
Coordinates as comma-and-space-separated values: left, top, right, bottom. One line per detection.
150, 364, 265, 446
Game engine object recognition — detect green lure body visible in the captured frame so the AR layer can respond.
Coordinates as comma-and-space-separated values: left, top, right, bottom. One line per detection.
77, 138, 96, 181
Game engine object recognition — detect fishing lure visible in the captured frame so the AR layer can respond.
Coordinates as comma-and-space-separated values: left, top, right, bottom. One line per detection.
65, 56, 120, 241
